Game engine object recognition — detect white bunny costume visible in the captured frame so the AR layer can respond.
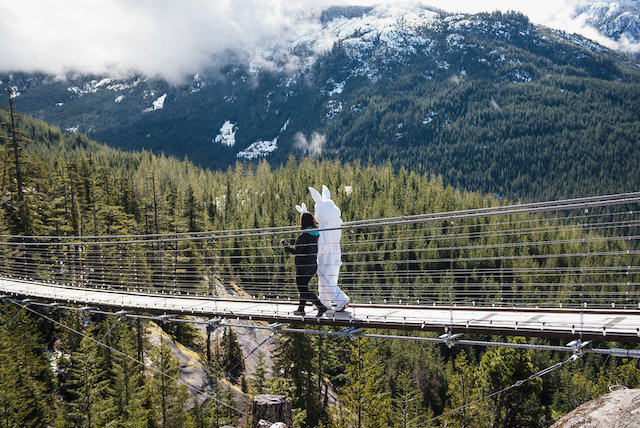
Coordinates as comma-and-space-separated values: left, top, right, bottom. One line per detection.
308, 185, 350, 311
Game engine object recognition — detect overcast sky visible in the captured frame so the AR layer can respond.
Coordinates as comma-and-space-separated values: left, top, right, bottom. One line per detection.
0, 0, 630, 83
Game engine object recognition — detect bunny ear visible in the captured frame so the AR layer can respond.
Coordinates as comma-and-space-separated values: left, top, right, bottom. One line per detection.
321, 185, 331, 200
295, 204, 305, 214
309, 187, 322, 203
301, 202, 307, 212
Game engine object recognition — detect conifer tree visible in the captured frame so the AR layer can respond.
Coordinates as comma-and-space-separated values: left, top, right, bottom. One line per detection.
475, 339, 550, 427
66, 335, 111, 426
250, 351, 268, 395
393, 369, 427, 427
147, 340, 192, 427
220, 327, 244, 379
443, 350, 479, 427
0, 306, 55, 427
107, 320, 149, 426
196, 356, 234, 428
333, 338, 392, 428
272, 332, 324, 426
1, 89, 28, 203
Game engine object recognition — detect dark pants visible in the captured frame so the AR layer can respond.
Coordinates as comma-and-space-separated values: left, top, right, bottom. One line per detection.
296, 266, 324, 310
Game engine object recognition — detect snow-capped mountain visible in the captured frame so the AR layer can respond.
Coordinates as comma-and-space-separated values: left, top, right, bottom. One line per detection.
2, 6, 639, 198
577, 1, 640, 50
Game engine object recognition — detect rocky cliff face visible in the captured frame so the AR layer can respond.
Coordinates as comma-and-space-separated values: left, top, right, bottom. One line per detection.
551, 388, 640, 427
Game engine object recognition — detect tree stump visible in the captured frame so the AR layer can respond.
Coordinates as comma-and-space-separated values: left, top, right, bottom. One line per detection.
251, 394, 292, 428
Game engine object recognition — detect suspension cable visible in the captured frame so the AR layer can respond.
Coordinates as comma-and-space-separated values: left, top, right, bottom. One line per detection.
1, 193, 638, 245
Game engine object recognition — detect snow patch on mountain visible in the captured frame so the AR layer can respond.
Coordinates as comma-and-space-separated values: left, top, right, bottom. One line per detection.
67, 77, 142, 96
237, 139, 278, 159
143, 93, 166, 112
326, 100, 343, 120
279, 118, 290, 133
68, 79, 110, 96
106, 79, 142, 91
423, 111, 438, 125
190, 74, 206, 93
328, 80, 345, 96
236, 118, 290, 159
214, 121, 237, 146
95, 78, 114, 88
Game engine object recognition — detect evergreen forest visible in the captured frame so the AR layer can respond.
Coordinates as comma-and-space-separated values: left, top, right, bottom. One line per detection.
1, 108, 640, 427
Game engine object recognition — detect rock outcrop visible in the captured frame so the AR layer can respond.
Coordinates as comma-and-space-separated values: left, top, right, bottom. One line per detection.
551, 388, 640, 427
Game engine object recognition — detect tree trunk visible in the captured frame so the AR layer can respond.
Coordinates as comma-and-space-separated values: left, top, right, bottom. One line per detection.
251, 395, 292, 428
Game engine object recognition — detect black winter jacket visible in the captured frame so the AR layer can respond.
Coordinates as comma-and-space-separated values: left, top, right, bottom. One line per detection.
283, 231, 318, 272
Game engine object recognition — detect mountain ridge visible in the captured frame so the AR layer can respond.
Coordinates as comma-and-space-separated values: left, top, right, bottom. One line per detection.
2, 7, 639, 200
577, 0, 640, 47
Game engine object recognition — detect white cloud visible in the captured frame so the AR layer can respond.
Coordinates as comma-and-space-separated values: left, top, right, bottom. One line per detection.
0, 0, 635, 83
0, 0, 325, 83
294, 132, 326, 155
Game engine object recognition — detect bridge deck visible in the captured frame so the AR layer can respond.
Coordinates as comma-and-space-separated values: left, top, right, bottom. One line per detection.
2, 277, 639, 342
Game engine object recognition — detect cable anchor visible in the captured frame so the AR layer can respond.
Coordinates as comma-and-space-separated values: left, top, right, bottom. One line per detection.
439, 332, 463, 348
343, 327, 365, 340
206, 317, 222, 333
268, 322, 284, 333
567, 339, 591, 360
155, 314, 172, 324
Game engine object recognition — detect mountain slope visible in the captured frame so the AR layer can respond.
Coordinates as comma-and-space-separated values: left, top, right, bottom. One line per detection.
2, 7, 640, 200
577, 1, 640, 46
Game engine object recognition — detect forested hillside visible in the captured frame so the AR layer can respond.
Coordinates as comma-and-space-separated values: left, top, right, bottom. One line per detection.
1, 112, 640, 427
2, 107, 498, 238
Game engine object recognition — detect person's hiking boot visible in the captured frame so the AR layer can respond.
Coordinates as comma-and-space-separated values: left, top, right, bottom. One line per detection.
315, 305, 327, 317
293, 308, 306, 316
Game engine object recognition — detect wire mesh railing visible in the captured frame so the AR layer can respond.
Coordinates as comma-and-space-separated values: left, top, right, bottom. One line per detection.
0, 193, 639, 309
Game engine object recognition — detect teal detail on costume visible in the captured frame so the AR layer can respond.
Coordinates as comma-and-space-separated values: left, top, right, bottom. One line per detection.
305, 227, 319, 236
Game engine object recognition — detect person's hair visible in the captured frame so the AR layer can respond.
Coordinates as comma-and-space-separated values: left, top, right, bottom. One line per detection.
300, 212, 317, 229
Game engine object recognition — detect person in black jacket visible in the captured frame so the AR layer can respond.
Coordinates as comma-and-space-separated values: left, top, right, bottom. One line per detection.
281, 212, 328, 317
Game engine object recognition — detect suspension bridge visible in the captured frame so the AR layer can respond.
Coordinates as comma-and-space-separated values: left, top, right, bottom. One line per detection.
1, 192, 640, 349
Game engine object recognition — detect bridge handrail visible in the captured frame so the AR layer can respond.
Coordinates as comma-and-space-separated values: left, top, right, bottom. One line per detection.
0, 192, 638, 245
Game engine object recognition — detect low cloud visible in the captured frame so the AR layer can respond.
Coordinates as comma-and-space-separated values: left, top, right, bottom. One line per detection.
0, 0, 328, 83
0, 1, 637, 83
294, 132, 326, 155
